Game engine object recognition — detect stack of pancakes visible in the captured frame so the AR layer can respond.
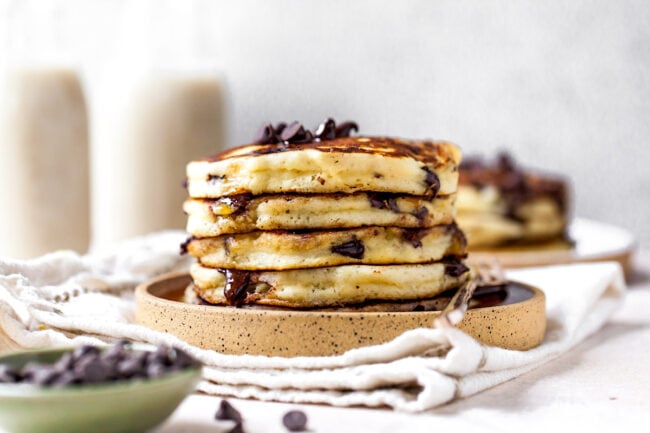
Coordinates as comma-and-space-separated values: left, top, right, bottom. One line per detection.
182, 120, 471, 310
457, 152, 569, 248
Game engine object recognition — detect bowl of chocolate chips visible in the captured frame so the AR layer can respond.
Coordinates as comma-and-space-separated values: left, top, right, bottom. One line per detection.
0, 340, 202, 433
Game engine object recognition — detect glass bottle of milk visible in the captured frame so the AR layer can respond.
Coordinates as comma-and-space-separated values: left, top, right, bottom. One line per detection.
0, 1, 90, 258
89, 0, 225, 250
0, 67, 90, 258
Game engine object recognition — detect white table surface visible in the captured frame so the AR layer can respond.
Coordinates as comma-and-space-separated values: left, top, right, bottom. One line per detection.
154, 250, 650, 433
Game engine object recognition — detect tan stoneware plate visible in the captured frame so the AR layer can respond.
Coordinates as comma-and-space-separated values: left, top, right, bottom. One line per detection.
135, 273, 546, 357
467, 218, 637, 277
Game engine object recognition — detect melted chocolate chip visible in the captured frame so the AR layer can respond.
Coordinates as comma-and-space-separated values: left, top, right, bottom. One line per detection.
422, 167, 440, 197
401, 228, 428, 248
367, 193, 400, 212
220, 194, 252, 215
413, 207, 429, 224
442, 258, 469, 277
331, 237, 365, 259
335, 121, 358, 138
207, 174, 225, 182
179, 236, 195, 255
314, 118, 337, 140
223, 270, 251, 306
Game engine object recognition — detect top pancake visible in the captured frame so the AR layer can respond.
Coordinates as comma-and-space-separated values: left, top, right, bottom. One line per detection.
187, 136, 461, 198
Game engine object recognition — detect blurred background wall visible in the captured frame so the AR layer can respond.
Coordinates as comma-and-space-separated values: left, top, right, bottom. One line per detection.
0, 0, 648, 248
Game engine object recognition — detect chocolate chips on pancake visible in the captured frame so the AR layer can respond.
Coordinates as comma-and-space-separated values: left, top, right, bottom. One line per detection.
184, 120, 470, 308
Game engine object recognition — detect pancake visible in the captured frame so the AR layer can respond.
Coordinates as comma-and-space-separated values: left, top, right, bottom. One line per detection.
457, 152, 568, 248
186, 137, 461, 198
189, 260, 471, 308
184, 193, 456, 237
186, 224, 467, 270
456, 187, 566, 247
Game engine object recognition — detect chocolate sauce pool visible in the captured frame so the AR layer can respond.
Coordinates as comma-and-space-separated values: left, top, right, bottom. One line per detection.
162, 280, 534, 311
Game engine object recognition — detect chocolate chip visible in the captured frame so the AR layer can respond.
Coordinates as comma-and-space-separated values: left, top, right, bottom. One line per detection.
334, 121, 358, 138
331, 237, 365, 259
220, 194, 252, 216
216, 399, 243, 423
282, 410, 308, 432
31, 367, 61, 386
116, 354, 145, 378
54, 371, 78, 386
422, 167, 440, 197
280, 122, 311, 143
75, 358, 110, 383
103, 340, 129, 362
207, 174, 225, 182
442, 258, 470, 277
254, 123, 277, 144
401, 228, 427, 248
314, 118, 336, 140
55, 352, 75, 371
367, 193, 400, 212
413, 207, 429, 224
173, 348, 199, 368
224, 270, 251, 306
72, 345, 100, 361
0, 365, 20, 383
274, 122, 287, 136
146, 362, 167, 379
180, 236, 195, 255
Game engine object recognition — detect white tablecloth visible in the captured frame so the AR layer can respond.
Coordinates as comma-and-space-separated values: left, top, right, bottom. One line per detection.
155, 250, 650, 433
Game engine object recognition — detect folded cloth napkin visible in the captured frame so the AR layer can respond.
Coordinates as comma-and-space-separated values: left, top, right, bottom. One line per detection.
0, 231, 625, 412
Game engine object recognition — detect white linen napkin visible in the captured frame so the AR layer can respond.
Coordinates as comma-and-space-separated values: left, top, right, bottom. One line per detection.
0, 231, 625, 412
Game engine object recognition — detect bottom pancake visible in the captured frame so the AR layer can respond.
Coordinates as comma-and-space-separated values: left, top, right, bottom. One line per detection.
190, 260, 471, 308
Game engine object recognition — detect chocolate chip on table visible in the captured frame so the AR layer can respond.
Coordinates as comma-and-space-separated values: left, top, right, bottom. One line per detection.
215, 399, 243, 424
282, 410, 308, 432
331, 237, 365, 259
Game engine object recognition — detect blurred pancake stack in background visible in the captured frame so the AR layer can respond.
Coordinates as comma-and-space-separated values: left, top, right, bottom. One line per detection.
456, 152, 569, 249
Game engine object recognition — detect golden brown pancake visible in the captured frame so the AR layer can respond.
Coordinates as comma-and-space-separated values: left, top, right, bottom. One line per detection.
186, 137, 461, 198
190, 260, 471, 308
184, 193, 455, 237
186, 224, 467, 270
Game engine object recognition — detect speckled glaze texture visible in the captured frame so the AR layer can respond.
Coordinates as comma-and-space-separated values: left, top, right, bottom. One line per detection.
135, 272, 546, 357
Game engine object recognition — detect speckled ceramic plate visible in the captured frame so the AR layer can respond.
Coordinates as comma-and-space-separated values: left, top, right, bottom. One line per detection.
135, 273, 546, 357
467, 218, 636, 276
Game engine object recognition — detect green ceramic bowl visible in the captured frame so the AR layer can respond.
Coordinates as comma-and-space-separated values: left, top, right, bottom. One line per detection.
0, 347, 202, 433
